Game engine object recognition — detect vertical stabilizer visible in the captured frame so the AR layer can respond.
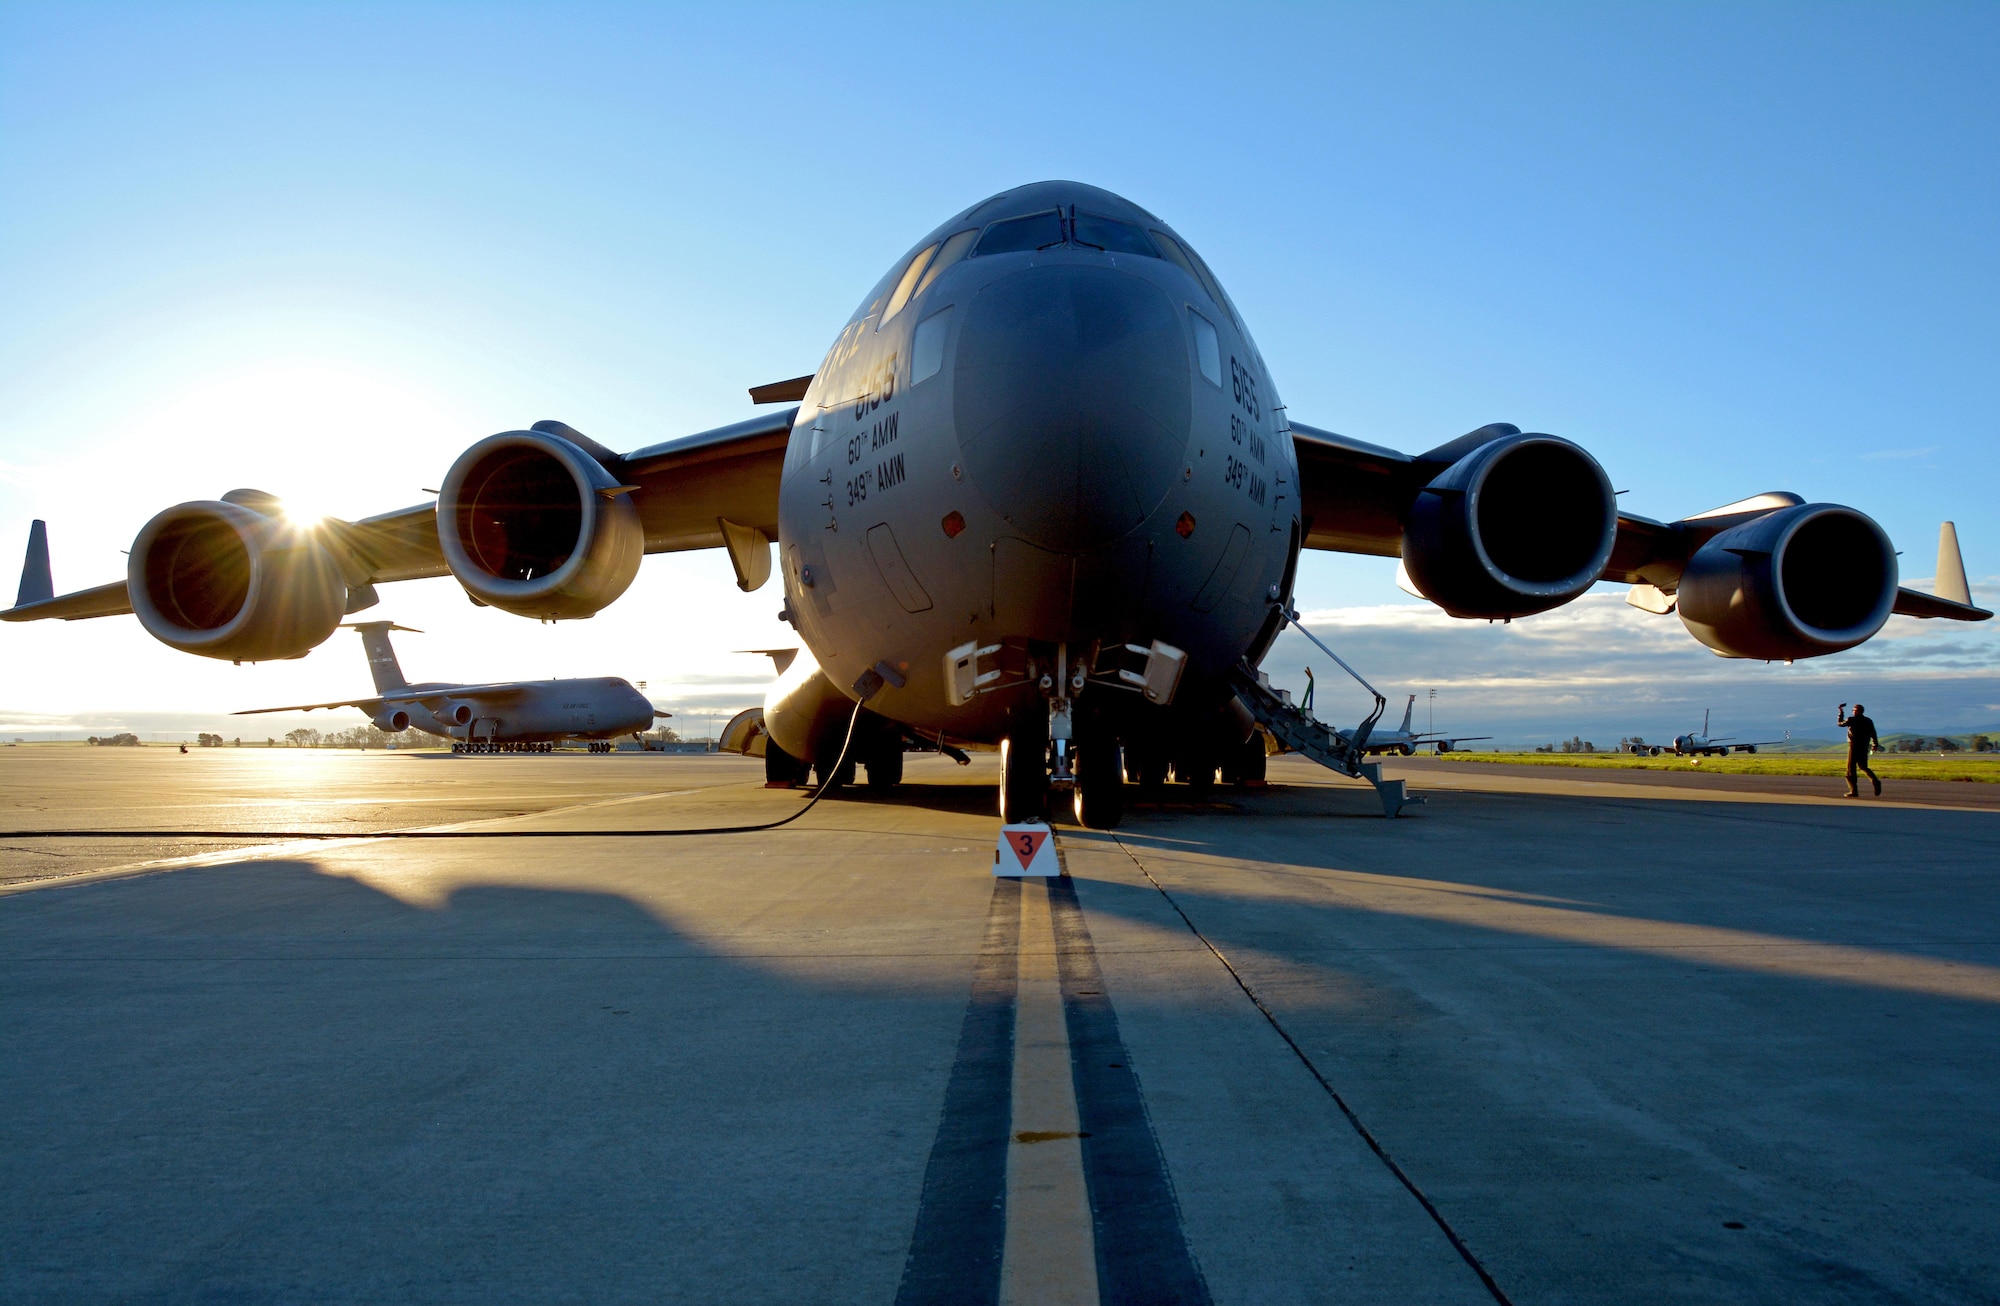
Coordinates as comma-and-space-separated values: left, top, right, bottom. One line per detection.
1936, 522, 1972, 606
15, 520, 52, 608
342, 621, 420, 693
1702, 707, 1710, 736
1398, 694, 1415, 734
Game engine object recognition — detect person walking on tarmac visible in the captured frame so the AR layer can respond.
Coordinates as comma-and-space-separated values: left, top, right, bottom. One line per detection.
1838, 702, 1882, 797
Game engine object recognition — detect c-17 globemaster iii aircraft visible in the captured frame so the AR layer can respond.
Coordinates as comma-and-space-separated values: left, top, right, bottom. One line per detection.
233, 621, 665, 753
3, 182, 1991, 825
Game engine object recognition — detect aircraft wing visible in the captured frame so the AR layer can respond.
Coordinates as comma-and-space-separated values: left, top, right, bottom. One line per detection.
1292, 424, 1992, 627
234, 697, 386, 716
2, 406, 798, 627
1, 580, 133, 622
390, 683, 534, 704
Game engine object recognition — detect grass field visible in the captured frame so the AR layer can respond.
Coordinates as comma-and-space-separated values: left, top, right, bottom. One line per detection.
1452, 752, 2000, 783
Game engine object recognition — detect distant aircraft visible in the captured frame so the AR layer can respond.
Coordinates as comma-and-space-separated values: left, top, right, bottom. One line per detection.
1652, 709, 1788, 757
5, 183, 1992, 824
1337, 695, 1492, 756
233, 622, 665, 753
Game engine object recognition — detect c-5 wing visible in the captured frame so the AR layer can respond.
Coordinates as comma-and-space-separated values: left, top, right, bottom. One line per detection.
234, 697, 385, 716
233, 681, 536, 716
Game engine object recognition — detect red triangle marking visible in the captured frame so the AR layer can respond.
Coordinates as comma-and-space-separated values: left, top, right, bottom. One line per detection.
1008, 829, 1049, 870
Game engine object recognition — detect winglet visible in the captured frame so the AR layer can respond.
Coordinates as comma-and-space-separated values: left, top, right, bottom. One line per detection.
15, 520, 53, 607
748, 374, 814, 405
1936, 521, 1972, 606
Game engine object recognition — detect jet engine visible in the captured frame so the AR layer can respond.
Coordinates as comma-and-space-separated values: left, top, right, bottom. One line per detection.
436, 430, 643, 620
373, 707, 412, 733
1677, 503, 1897, 660
1400, 434, 1618, 619
127, 498, 348, 662
437, 702, 476, 728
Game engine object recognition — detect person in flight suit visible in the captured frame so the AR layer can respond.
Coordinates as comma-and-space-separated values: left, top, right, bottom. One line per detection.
1838, 702, 1882, 797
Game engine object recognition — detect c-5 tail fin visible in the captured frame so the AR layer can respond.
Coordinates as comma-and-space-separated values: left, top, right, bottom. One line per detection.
1936, 521, 1972, 606
15, 520, 53, 608
340, 620, 422, 693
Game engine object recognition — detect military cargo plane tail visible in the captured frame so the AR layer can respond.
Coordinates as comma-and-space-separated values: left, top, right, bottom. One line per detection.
342, 620, 421, 693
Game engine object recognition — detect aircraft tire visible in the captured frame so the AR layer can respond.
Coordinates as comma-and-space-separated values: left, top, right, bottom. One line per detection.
1176, 751, 1217, 793
865, 745, 903, 789
1744, 745, 1757, 754
1233, 734, 1268, 785
999, 734, 1046, 823
1073, 740, 1124, 829
814, 741, 856, 791
765, 741, 806, 784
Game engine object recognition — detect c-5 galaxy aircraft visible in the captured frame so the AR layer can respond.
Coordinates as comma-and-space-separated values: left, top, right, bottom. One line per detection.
4, 181, 1991, 825
233, 621, 664, 753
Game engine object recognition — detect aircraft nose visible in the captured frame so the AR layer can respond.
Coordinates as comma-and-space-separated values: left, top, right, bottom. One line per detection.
952, 263, 1191, 552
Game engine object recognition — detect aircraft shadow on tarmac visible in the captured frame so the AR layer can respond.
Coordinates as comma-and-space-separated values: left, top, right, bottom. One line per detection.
1088, 782, 2000, 960
0, 859, 969, 1301
1056, 792, 2000, 1301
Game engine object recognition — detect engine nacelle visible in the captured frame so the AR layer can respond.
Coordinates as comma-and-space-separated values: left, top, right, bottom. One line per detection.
438, 702, 476, 728
1677, 503, 1897, 660
437, 430, 643, 620
128, 500, 347, 662
373, 707, 412, 733
1401, 434, 1617, 619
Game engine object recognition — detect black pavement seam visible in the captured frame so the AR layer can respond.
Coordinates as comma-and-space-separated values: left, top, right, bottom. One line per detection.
1047, 874, 1212, 1306
895, 876, 1021, 1306
1111, 835, 1515, 1306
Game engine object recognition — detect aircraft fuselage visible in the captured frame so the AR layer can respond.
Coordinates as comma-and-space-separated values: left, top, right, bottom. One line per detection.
774, 182, 1300, 754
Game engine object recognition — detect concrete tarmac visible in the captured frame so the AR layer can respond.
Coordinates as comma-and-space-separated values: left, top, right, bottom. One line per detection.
3, 748, 1997, 1302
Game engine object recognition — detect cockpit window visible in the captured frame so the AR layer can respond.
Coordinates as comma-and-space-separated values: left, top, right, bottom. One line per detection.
1148, 230, 1227, 312
880, 241, 940, 325
1071, 212, 1157, 257
973, 210, 1065, 256
913, 227, 978, 298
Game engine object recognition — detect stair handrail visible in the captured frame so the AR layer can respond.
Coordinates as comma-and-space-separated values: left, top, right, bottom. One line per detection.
1276, 603, 1388, 758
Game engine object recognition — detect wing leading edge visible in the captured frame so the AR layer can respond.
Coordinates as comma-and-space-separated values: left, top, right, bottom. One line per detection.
3, 406, 800, 624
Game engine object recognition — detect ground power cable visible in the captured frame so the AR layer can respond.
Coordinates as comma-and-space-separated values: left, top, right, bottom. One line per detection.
1, 701, 871, 842
1111, 834, 1515, 1306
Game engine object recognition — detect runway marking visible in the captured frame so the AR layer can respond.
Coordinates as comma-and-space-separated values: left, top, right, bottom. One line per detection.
0, 788, 715, 896
896, 877, 1020, 1305
1111, 835, 1513, 1306
1047, 873, 1210, 1304
1001, 877, 1098, 1305
900, 868, 1208, 1306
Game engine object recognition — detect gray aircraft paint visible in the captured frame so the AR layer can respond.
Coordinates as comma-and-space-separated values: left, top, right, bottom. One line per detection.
237, 622, 659, 746
773, 182, 1297, 751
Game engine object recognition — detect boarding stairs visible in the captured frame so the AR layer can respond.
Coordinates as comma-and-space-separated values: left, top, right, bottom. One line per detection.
1229, 607, 1423, 818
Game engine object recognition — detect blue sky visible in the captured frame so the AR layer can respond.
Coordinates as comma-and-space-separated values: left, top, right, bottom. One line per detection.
2, 2, 1995, 744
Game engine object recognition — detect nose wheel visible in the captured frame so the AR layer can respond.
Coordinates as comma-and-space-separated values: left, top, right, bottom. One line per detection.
999, 733, 1047, 823
1073, 738, 1124, 829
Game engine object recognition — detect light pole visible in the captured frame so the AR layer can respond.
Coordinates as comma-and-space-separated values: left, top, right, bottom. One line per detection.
1429, 687, 1436, 740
